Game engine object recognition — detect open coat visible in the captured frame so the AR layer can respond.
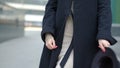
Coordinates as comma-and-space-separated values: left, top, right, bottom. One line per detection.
39, 0, 117, 68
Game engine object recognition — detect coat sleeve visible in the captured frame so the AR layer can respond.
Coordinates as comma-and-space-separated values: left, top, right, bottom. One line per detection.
96, 0, 117, 45
41, 0, 57, 42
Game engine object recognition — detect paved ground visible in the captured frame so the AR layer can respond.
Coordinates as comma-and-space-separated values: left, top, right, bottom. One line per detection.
0, 28, 120, 68
0, 30, 44, 68
110, 36, 120, 58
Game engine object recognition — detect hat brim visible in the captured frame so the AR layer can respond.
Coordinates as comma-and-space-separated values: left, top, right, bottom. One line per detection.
91, 48, 120, 68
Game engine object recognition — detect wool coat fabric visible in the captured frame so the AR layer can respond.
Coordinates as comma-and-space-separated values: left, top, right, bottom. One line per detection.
39, 0, 117, 68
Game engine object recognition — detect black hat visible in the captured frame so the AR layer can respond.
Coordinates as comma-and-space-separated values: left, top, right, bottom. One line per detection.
91, 48, 120, 68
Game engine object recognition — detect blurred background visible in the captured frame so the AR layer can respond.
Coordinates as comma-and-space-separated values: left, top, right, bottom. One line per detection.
0, 0, 120, 68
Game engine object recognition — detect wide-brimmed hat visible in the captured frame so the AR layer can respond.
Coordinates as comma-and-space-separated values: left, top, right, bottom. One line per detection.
91, 48, 120, 68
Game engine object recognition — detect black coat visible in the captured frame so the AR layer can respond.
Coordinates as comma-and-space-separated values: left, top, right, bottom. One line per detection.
39, 0, 117, 68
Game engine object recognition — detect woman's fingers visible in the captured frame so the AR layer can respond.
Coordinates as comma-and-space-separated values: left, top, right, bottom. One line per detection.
52, 39, 58, 48
45, 35, 57, 50
98, 39, 111, 52
98, 43, 106, 52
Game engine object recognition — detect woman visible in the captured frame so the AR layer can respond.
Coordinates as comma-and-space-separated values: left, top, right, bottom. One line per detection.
39, 0, 117, 68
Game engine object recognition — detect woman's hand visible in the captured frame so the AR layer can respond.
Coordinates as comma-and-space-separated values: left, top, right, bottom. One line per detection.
45, 33, 57, 50
98, 39, 110, 52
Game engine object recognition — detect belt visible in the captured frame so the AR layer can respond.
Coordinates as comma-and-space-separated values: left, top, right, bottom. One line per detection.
60, 42, 73, 68
60, 11, 74, 68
